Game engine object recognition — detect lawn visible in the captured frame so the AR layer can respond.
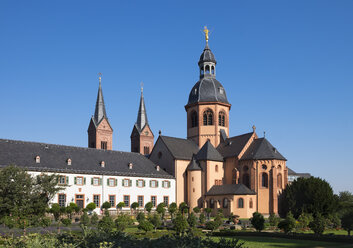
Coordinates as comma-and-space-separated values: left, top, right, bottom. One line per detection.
213, 236, 353, 248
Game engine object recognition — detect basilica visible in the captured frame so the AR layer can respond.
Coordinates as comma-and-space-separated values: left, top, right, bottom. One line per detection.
0, 29, 290, 218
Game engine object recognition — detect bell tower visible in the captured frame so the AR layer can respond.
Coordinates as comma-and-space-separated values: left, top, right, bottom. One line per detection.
130, 85, 154, 155
87, 73, 113, 150
185, 27, 231, 148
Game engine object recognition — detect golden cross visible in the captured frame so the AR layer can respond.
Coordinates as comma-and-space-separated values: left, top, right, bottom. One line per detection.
98, 72, 102, 84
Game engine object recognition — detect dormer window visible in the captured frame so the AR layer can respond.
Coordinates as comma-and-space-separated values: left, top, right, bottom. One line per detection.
128, 163, 133, 169
35, 156, 40, 163
67, 158, 72, 166
219, 87, 224, 94
156, 165, 160, 171
100, 161, 105, 168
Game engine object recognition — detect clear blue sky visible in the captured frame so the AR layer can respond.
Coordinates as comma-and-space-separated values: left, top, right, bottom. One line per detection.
1, 1, 352, 193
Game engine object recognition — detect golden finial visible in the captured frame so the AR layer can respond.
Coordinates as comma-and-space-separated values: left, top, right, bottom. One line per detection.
252, 125, 256, 133
203, 26, 209, 43
98, 72, 102, 85
140, 82, 144, 93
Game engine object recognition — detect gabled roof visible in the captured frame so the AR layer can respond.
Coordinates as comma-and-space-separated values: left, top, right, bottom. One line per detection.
187, 154, 202, 171
217, 132, 253, 158
135, 88, 149, 133
159, 136, 199, 160
205, 184, 256, 196
196, 140, 223, 162
240, 138, 286, 161
287, 167, 311, 178
0, 139, 174, 179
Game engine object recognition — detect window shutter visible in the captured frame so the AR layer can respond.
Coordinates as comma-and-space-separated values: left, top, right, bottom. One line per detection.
129, 179, 132, 187
149, 180, 152, 187
156, 181, 159, 187
107, 179, 109, 186
91, 178, 93, 185
115, 179, 117, 186
136, 180, 138, 187
84, 177, 86, 185
66, 176, 69, 184
74, 177, 77, 185
122, 180, 124, 186
99, 178, 102, 185
143, 180, 145, 187
168, 181, 170, 188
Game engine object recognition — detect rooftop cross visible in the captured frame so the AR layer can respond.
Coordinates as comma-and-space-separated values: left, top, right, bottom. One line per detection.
98, 72, 102, 85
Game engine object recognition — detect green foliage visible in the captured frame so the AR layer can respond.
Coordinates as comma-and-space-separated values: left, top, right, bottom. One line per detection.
136, 212, 145, 223
90, 212, 99, 225
40, 217, 52, 227
115, 214, 133, 231
168, 202, 177, 219
156, 203, 166, 218
179, 202, 189, 214
102, 201, 111, 210
204, 208, 212, 220
117, 202, 125, 209
131, 202, 139, 210
327, 213, 341, 229
268, 213, 280, 227
0, 166, 63, 224
61, 218, 72, 227
80, 211, 90, 226
337, 191, 353, 217
297, 212, 313, 230
50, 203, 62, 221
205, 220, 221, 231
3, 216, 16, 229
149, 213, 162, 231
278, 212, 296, 234
341, 210, 353, 236
280, 177, 337, 218
193, 207, 200, 213
187, 212, 197, 228
309, 214, 326, 235
173, 213, 189, 235
98, 214, 114, 232
145, 202, 153, 213
199, 213, 206, 224
138, 219, 154, 233
250, 212, 265, 232
86, 202, 97, 211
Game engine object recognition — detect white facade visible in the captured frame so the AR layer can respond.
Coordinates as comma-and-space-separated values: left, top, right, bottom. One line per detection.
29, 171, 175, 214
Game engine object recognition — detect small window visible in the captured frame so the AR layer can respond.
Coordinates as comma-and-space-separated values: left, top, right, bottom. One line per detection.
58, 176, 66, 185
163, 196, 169, 206
92, 177, 100, 186
210, 199, 215, 208
191, 111, 198, 127
108, 178, 115, 187
35, 156, 40, 163
203, 110, 213, 126
262, 164, 267, 170
249, 199, 253, 209
109, 195, 115, 208
218, 112, 226, 126
101, 141, 107, 150
211, 66, 215, 74
93, 195, 100, 208
162, 180, 170, 188
58, 194, 66, 207
243, 166, 249, 172
123, 179, 131, 187
143, 146, 150, 155
262, 173, 268, 188
205, 65, 210, 74
138, 196, 144, 207
100, 161, 105, 168
124, 195, 130, 207
238, 198, 244, 208
150, 180, 158, 188
76, 177, 83, 185
67, 158, 72, 166
151, 196, 156, 207
215, 164, 218, 172
223, 198, 228, 208
137, 179, 145, 187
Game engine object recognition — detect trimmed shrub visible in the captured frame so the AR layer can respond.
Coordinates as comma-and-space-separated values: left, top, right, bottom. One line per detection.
309, 214, 326, 235
250, 212, 265, 232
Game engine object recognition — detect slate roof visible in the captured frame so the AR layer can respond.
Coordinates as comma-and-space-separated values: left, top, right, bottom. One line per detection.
198, 43, 217, 65
240, 138, 286, 161
196, 140, 223, 161
135, 88, 149, 133
206, 184, 256, 196
159, 136, 199, 160
186, 154, 202, 171
0, 139, 174, 179
287, 167, 311, 178
217, 132, 253, 158
93, 81, 108, 126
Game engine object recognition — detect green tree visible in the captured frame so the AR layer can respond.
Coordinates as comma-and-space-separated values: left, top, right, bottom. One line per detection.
204, 208, 212, 220
61, 218, 72, 227
117, 202, 125, 214
145, 202, 153, 214
278, 212, 296, 234
50, 203, 62, 222
193, 207, 200, 214
168, 202, 177, 219
179, 202, 188, 215
80, 211, 90, 226
173, 213, 189, 236
309, 214, 326, 235
250, 212, 265, 232
338, 191, 353, 217
268, 213, 280, 228
98, 214, 114, 232
187, 212, 197, 228
341, 210, 353, 236
149, 213, 162, 231
297, 212, 313, 230
138, 219, 154, 233
205, 220, 221, 232
90, 212, 99, 225
115, 214, 133, 232
131, 202, 139, 215
86, 202, 97, 212
199, 213, 206, 224
156, 203, 166, 219
137, 212, 145, 223
280, 177, 337, 218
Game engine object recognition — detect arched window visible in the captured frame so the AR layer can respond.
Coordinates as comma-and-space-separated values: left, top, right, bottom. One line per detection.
223, 198, 228, 208
210, 199, 215, 208
249, 199, 253, 208
232, 169, 237, 184
211, 66, 215, 74
262, 164, 267, 170
190, 111, 198, 127
205, 65, 210, 74
277, 164, 282, 170
277, 173, 282, 188
243, 173, 250, 188
201, 68, 204, 75
215, 164, 218, 172
238, 198, 244, 208
203, 110, 213, 126
218, 112, 226, 126
262, 173, 268, 188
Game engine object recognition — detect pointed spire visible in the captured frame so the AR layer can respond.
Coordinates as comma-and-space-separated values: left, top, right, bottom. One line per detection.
94, 73, 107, 124
135, 83, 148, 131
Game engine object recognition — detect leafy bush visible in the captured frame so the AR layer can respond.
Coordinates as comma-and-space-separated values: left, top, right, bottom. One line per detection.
250, 212, 265, 232
199, 213, 206, 224
3, 216, 16, 229
268, 213, 280, 227
278, 212, 296, 234
187, 212, 197, 228
80, 211, 90, 226
297, 212, 313, 230
115, 214, 133, 231
206, 220, 221, 231
341, 210, 353, 236
40, 217, 52, 227
149, 213, 162, 231
193, 207, 200, 214
90, 212, 99, 225
145, 202, 153, 213
156, 203, 166, 218
98, 214, 114, 232
173, 213, 189, 235
168, 202, 177, 219
136, 212, 145, 223
138, 219, 154, 233
102, 201, 111, 210
309, 214, 326, 235
86, 202, 97, 212
117, 202, 125, 210
61, 218, 72, 227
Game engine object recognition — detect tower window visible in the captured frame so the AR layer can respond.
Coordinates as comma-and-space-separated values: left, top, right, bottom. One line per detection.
143, 146, 150, 155
262, 173, 268, 188
101, 141, 107, 150
238, 198, 244, 208
191, 111, 198, 127
218, 112, 226, 126
205, 65, 210, 74
203, 110, 213, 126
243, 173, 250, 188
277, 173, 282, 188
211, 66, 215, 74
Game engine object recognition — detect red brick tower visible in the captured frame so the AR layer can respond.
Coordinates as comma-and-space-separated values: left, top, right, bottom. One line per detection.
130, 86, 154, 155
87, 74, 113, 150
